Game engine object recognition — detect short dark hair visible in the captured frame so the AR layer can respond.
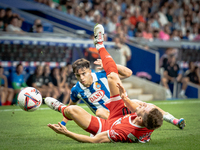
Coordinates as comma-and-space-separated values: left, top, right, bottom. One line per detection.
143, 108, 163, 130
16, 63, 22, 69
72, 58, 90, 73
5, 8, 12, 12
36, 24, 43, 28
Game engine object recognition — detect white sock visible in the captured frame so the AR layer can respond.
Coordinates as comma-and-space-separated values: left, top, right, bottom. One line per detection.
163, 112, 176, 124
166, 89, 172, 95
180, 90, 185, 95
96, 43, 105, 50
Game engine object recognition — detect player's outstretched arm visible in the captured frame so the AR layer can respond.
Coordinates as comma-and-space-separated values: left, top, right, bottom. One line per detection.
48, 122, 111, 143
94, 59, 132, 79
117, 83, 139, 113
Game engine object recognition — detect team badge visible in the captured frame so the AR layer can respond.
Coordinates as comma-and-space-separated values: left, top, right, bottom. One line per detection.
95, 82, 101, 89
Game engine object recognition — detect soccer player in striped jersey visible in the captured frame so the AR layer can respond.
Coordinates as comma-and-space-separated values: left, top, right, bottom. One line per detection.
59, 57, 132, 126
45, 24, 185, 143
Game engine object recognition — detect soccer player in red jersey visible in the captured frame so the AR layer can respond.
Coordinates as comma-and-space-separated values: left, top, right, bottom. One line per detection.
46, 24, 185, 143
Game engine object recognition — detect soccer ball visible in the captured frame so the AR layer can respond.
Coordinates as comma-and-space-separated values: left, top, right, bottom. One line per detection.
18, 87, 42, 112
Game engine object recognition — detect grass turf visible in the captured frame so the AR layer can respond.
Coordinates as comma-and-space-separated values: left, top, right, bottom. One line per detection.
0, 99, 200, 150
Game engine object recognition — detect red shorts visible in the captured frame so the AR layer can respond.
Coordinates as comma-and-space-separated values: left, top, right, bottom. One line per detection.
85, 95, 132, 135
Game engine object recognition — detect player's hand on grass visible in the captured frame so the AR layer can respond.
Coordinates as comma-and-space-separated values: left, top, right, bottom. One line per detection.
94, 59, 103, 70
116, 83, 126, 100
48, 122, 68, 135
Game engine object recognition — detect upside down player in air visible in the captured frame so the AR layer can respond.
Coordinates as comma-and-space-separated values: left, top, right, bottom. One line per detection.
45, 24, 186, 143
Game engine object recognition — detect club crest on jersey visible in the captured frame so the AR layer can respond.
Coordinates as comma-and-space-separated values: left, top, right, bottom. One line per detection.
95, 82, 101, 89
88, 90, 105, 103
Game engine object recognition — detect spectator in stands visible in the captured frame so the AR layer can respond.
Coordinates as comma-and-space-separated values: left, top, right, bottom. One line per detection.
161, 55, 189, 99
159, 24, 171, 41
60, 67, 70, 104
106, 14, 118, 33
17, 17, 24, 29
35, 24, 43, 33
113, 36, 131, 67
0, 18, 4, 31
171, 29, 181, 41
11, 63, 27, 104
166, 8, 173, 23
182, 30, 192, 40
0, 66, 14, 105
142, 23, 153, 40
66, 63, 77, 89
0, 9, 5, 31
51, 67, 70, 104
30, 19, 42, 32
84, 35, 100, 70
26, 65, 51, 98
3, 8, 12, 31
153, 29, 160, 40
6, 17, 24, 33
43, 65, 59, 98
185, 62, 200, 85
55, 5, 62, 11
150, 12, 161, 29
129, 7, 145, 27
159, 48, 173, 68
193, 28, 200, 41
0, 8, 5, 20
158, 6, 169, 27
85, 9, 94, 22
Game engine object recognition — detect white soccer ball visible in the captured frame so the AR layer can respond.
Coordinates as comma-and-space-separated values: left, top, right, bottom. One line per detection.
17, 87, 43, 112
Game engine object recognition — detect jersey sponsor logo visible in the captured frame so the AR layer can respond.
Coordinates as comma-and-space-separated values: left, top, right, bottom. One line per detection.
88, 90, 105, 103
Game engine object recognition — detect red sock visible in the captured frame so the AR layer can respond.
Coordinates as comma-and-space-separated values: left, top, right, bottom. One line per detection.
6, 101, 12, 105
98, 47, 118, 75
173, 119, 178, 125
2, 102, 6, 106
60, 106, 72, 120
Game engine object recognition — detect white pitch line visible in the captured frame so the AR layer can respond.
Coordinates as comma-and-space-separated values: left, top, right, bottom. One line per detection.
0, 105, 88, 112
0, 101, 199, 112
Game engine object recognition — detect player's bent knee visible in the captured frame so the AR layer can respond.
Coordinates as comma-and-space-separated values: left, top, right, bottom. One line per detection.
64, 105, 80, 117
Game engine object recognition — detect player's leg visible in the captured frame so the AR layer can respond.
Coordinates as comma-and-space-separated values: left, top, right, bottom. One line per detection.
157, 106, 185, 129
0, 87, 7, 105
95, 108, 110, 119
44, 97, 99, 133
6, 88, 14, 105
161, 77, 172, 99
131, 99, 185, 129
94, 24, 120, 97
94, 24, 134, 121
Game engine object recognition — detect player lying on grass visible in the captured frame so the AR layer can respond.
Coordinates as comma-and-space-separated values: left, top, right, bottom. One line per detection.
59, 54, 132, 126
45, 24, 185, 143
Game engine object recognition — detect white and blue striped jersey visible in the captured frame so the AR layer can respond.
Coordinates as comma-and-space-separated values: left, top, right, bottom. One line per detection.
70, 70, 110, 114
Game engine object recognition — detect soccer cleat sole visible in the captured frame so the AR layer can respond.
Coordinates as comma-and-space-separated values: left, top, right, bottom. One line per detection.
178, 118, 186, 129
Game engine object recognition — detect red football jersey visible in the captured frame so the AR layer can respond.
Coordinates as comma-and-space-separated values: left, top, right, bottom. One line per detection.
107, 114, 154, 143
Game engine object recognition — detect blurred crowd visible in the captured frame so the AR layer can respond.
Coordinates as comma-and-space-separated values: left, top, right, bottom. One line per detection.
159, 47, 200, 99
0, 63, 77, 106
34, 0, 200, 41
0, 8, 44, 33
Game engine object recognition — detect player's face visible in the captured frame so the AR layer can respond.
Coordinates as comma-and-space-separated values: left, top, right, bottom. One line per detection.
75, 67, 92, 87
37, 66, 43, 76
136, 104, 155, 118
17, 65, 23, 74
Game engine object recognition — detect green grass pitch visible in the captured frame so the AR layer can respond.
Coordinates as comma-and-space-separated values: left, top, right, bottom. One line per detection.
0, 99, 200, 150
